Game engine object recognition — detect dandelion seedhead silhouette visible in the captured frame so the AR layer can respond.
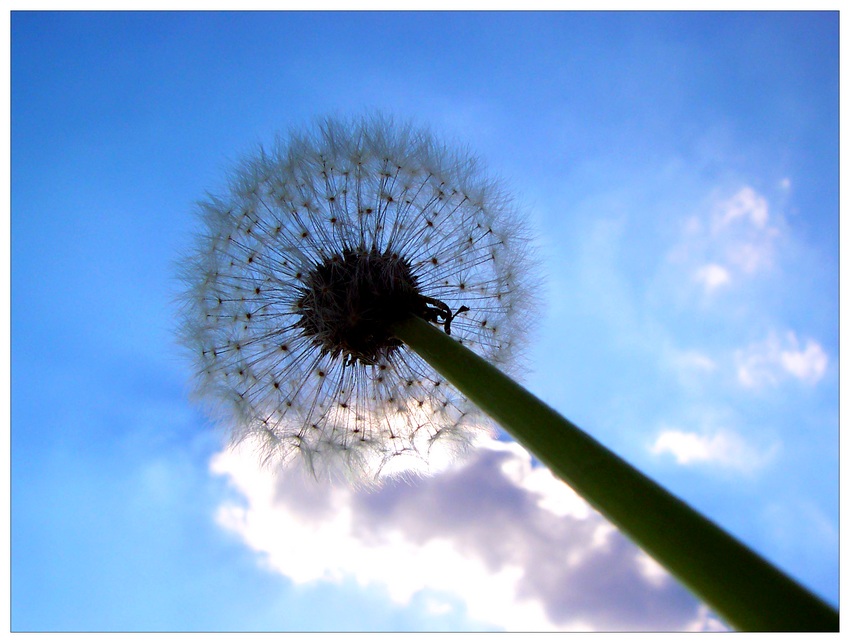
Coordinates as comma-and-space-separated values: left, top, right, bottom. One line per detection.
179, 116, 535, 483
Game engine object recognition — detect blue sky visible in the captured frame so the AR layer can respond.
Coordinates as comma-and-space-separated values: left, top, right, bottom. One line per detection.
10, 10, 838, 631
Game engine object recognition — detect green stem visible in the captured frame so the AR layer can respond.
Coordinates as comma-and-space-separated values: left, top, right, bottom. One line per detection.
392, 314, 838, 632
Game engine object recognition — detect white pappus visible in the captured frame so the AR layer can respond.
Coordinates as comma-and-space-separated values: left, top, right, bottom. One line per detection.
177, 115, 537, 484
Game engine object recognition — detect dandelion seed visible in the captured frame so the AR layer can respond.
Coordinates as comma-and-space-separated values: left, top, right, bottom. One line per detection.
177, 115, 535, 483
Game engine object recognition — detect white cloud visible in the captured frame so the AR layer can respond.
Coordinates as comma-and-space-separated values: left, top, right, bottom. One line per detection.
736, 331, 828, 388
780, 339, 829, 384
693, 263, 730, 292
685, 606, 730, 632
668, 185, 780, 296
713, 186, 769, 230
712, 187, 779, 275
210, 436, 719, 631
650, 428, 778, 473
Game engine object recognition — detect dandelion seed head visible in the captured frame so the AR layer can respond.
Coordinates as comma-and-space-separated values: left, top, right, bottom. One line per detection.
178, 115, 538, 484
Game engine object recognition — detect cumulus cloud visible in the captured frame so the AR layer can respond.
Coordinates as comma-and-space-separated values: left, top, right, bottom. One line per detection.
650, 428, 778, 473
712, 187, 779, 275
210, 437, 720, 631
780, 339, 829, 384
693, 263, 730, 292
670, 185, 780, 295
736, 331, 828, 388
712, 186, 769, 231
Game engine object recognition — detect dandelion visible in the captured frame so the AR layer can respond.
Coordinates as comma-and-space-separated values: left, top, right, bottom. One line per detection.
178, 115, 836, 631
178, 115, 535, 481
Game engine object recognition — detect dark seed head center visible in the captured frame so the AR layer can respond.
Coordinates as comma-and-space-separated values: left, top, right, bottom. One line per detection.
296, 247, 424, 365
